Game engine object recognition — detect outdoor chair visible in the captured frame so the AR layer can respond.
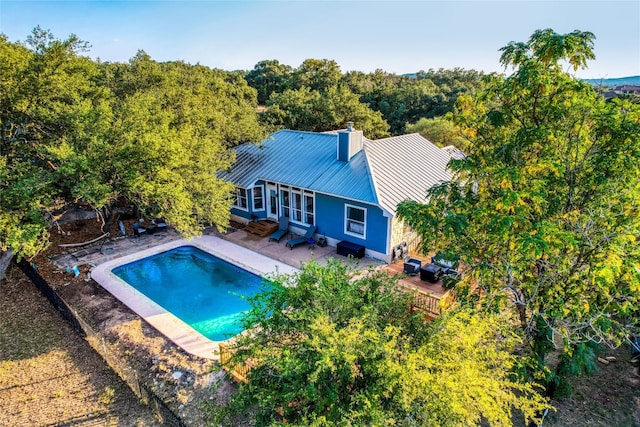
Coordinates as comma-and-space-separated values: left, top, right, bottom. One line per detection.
154, 218, 168, 232
268, 216, 290, 242
286, 225, 317, 250
132, 222, 147, 236
403, 257, 421, 276
420, 263, 443, 283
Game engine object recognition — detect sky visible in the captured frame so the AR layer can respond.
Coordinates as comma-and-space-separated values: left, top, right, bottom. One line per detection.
0, 1, 638, 79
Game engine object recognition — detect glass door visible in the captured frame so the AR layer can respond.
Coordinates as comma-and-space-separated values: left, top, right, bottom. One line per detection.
266, 183, 278, 219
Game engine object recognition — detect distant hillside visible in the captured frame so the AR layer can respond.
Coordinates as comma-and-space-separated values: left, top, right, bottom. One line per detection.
403, 73, 640, 88
582, 75, 640, 87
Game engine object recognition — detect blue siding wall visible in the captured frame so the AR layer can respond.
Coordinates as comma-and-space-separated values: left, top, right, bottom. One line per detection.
231, 207, 252, 221
231, 188, 388, 254
315, 193, 387, 254
230, 182, 268, 221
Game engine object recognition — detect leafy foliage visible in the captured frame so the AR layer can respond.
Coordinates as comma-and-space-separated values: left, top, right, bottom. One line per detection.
245, 59, 293, 105
397, 29, 640, 392
1, 28, 105, 258
261, 85, 389, 139
0, 29, 266, 266
218, 261, 550, 426
406, 116, 470, 151
246, 60, 485, 137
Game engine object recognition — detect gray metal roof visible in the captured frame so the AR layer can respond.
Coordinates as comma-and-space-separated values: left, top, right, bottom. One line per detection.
221, 130, 456, 214
364, 133, 455, 215
220, 130, 377, 203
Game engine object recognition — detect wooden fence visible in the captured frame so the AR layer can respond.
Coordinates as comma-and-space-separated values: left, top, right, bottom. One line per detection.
219, 342, 251, 384
16, 259, 185, 426
220, 290, 452, 385
410, 292, 441, 318
410, 289, 455, 319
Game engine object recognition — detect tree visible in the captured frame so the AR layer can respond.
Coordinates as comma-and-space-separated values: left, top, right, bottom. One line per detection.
0, 29, 266, 279
245, 59, 292, 105
290, 58, 342, 92
215, 261, 550, 426
406, 116, 470, 151
415, 68, 486, 117
262, 85, 389, 139
344, 68, 485, 135
0, 28, 108, 279
80, 54, 266, 236
397, 29, 640, 394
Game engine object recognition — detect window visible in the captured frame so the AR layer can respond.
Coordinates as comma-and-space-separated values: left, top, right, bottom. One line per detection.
280, 186, 315, 225
345, 204, 366, 238
252, 186, 264, 211
280, 187, 290, 218
304, 191, 314, 225
267, 183, 278, 217
292, 188, 302, 222
233, 187, 247, 210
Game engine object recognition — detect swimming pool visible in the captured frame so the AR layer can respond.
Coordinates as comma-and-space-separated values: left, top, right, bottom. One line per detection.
112, 246, 266, 341
91, 236, 298, 359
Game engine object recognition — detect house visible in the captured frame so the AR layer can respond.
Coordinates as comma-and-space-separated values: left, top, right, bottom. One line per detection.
613, 85, 640, 96
220, 123, 459, 262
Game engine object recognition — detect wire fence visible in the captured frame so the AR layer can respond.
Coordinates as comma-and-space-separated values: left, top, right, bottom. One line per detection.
16, 259, 186, 427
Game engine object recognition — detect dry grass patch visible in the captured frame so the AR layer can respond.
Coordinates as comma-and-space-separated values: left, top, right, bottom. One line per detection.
0, 267, 160, 427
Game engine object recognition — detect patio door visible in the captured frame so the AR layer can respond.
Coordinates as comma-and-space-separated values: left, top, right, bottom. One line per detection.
266, 183, 278, 219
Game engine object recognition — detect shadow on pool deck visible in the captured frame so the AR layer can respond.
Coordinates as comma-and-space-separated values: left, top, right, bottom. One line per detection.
219, 228, 384, 271
49, 226, 384, 273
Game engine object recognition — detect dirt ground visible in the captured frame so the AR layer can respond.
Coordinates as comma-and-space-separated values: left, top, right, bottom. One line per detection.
11, 215, 236, 426
545, 345, 640, 426
0, 267, 160, 426
2, 215, 639, 426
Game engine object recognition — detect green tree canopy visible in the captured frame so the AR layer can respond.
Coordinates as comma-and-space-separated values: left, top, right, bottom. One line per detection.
0, 29, 266, 278
406, 116, 470, 151
217, 261, 550, 426
247, 61, 485, 136
0, 28, 108, 276
262, 85, 389, 139
397, 29, 640, 394
244, 59, 293, 105
345, 68, 485, 134
290, 58, 342, 92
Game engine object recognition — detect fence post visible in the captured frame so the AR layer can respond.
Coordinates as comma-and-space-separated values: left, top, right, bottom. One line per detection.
14, 259, 187, 427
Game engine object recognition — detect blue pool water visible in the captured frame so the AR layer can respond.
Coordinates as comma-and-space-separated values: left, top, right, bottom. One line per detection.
112, 246, 267, 341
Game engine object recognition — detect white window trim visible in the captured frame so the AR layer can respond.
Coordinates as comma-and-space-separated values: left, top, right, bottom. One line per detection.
291, 187, 303, 223
280, 185, 315, 226
280, 186, 291, 219
252, 185, 265, 211
233, 187, 248, 211
344, 204, 366, 239
304, 191, 315, 226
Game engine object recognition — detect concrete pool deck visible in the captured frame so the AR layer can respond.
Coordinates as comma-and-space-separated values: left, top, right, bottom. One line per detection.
91, 235, 299, 360
50, 226, 385, 360
50, 226, 384, 272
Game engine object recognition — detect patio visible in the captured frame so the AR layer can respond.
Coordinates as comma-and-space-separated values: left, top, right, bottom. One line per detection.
47, 221, 450, 314
219, 227, 453, 315
49, 225, 385, 273
384, 258, 449, 299
218, 227, 384, 271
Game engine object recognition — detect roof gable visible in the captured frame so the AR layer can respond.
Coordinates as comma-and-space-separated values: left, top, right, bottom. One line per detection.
222, 130, 457, 214
364, 133, 454, 214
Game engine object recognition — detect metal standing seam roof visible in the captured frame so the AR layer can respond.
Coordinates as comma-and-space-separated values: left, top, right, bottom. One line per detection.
363, 133, 455, 215
220, 130, 456, 214
219, 130, 377, 203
